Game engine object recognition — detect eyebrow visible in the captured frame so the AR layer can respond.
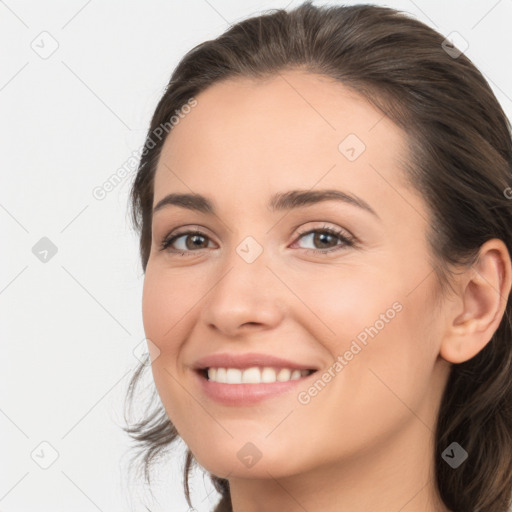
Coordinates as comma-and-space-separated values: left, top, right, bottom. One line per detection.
152, 189, 380, 219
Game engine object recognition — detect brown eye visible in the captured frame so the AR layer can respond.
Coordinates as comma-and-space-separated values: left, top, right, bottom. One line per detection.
294, 226, 355, 254
160, 230, 213, 253
159, 225, 356, 256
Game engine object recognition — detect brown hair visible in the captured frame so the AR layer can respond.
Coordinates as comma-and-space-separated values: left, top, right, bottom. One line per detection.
123, 2, 512, 511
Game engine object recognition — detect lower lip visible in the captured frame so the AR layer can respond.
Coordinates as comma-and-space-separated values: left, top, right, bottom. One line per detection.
194, 370, 317, 406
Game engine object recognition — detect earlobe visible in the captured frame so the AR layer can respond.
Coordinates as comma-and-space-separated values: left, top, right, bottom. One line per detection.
439, 239, 512, 364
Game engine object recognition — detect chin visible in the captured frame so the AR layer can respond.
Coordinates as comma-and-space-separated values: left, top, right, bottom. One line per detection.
193, 442, 308, 481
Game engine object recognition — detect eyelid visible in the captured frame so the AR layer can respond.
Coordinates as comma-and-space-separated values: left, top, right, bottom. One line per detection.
294, 223, 355, 241
159, 225, 216, 252
291, 224, 357, 252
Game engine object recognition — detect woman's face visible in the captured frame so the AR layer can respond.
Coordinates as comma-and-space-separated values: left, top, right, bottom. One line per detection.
142, 70, 451, 480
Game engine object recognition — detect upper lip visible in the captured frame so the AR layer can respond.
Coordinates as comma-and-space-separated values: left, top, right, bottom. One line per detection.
192, 352, 319, 371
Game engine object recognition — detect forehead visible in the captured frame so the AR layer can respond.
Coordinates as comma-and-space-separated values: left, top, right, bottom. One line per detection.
154, 70, 413, 215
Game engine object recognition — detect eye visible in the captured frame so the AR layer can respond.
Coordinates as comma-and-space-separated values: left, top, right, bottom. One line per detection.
159, 229, 215, 255
158, 224, 356, 256
292, 225, 356, 255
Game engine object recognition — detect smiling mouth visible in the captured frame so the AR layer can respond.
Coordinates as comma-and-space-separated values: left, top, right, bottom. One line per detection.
197, 367, 318, 384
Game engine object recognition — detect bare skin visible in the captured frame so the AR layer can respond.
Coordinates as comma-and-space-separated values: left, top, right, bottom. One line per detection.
141, 70, 512, 512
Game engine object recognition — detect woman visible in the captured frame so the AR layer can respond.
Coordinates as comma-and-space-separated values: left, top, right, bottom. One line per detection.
124, 2, 512, 511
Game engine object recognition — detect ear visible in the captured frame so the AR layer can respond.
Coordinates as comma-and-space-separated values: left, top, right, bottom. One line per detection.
439, 238, 512, 364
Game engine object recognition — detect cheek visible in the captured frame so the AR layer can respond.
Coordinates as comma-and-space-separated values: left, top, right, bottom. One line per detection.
142, 265, 190, 342
141, 266, 190, 373
142, 270, 168, 344
289, 263, 401, 352
141, 266, 196, 427
294, 264, 439, 424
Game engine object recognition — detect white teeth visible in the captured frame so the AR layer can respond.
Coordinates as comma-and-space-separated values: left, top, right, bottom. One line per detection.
261, 367, 277, 383
206, 367, 312, 384
276, 368, 291, 381
226, 368, 242, 384
242, 367, 261, 383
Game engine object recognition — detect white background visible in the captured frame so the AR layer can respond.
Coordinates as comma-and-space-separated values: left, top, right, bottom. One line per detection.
1, 1, 511, 511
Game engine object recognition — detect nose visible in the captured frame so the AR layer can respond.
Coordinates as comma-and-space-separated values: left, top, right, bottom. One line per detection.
199, 251, 286, 337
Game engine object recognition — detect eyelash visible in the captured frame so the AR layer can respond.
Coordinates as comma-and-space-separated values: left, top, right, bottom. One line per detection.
158, 225, 356, 257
